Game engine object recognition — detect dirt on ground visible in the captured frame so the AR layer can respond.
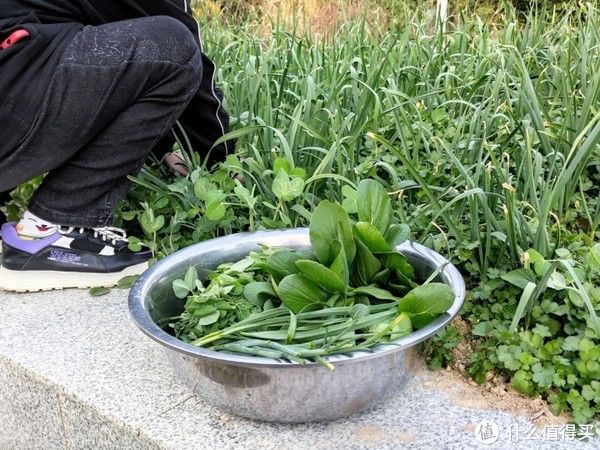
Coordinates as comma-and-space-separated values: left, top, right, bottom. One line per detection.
420, 317, 570, 428
421, 365, 569, 427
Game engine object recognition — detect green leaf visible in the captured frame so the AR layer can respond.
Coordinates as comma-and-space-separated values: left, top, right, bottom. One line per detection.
117, 275, 139, 289
371, 268, 391, 284
277, 274, 329, 313
234, 181, 256, 208
389, 314, 412, 340
385, 224, 410, 248
351, 285, 399, 301
206, 198, 226, 221
196, 308, 221, 326
511, 370, 535, 395
273, 157, 292, 175
388, 283, 410, 296
350, 303, 370, 319
309, 200, 356, 266
329, 240, 350, 287
154, 196, 169, 209
89, 286, 111, 297
127, 236, 143, 252
546, 270, 567, 290
193, 177, 216, 201
555, 248, 571, 259
587, 243, 600, 272
562, 336, 580, 352
172, 280, 191, 299
140, 209, 165, 234
380, 251, 415, 280
354, 222, 391, 253
184, 266, 198, 290
120, 211, 136, 221
341, 185, 358, 214
531, 362, 555, 388
272, 171, 305, 202
357, 179, 393, 234
581, 381, 600, 402
509, 281, 537, 332
295, 259, 346, 293
431, 108, 448, 124
290, 167, 307, 180
526, 248, 544, 264
368, 313, 412, 342
264, 249, 303, 283
224, 153, 242, 169
350, 237, 382, 286
497, 345, 522, 371
397, 283, 454, 328
532, 324, 552, 338
243, 282, 277, 307
501, 268, 536, 289
431, 108, 448, 123
534, 259, 552, 277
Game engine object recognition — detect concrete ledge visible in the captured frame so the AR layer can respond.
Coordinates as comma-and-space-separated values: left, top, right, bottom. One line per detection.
0, 288, 597, 449
0, 355, 160, 450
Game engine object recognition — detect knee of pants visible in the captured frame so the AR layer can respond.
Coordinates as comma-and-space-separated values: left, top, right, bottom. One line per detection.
58, 16, 203, 115
141, 16, 200, 63
66, 16, 201, 69
131, 16, 203, 97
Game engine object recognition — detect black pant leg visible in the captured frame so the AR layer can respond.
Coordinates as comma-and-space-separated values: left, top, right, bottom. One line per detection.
28, 0, 234, 166
0, 190, 10, 224
76, 0, 234, 165
154, 51, 233, 167
0, 16, 202, 227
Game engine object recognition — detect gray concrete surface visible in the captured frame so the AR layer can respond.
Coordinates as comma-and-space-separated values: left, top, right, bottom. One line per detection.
0, 288, 597, 450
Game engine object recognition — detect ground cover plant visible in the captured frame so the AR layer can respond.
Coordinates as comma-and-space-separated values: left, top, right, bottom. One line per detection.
170, 179, 455, 368
3, 1, 599, 425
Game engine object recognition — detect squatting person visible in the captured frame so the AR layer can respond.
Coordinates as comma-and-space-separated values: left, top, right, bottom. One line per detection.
0, 0, 233, 291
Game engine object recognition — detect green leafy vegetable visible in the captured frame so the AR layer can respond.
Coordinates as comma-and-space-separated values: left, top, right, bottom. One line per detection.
295, 260, 346, 293
357, 179, 393, 235
397, 283, 455, 328
278, 274, 329, 313
354, 222, 391, 253
309, 200, 356, 265
172, 180, 457, 368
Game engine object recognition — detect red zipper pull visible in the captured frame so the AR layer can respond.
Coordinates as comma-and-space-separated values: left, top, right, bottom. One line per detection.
1, 29, 31, 50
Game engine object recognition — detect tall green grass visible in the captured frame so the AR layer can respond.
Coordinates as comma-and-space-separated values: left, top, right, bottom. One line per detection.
197, 3, 599, 277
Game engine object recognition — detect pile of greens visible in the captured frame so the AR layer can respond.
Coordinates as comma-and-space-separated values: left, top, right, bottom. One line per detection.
170, 180, 455, 367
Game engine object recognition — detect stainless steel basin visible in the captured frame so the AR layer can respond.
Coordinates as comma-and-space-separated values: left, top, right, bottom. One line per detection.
128, 228, 465, 422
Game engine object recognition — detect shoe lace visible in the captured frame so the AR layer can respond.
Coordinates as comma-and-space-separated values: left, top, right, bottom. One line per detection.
58, 226, 128, 246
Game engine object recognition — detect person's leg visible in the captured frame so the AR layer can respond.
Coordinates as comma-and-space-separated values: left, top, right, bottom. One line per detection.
25, 0, 233, 168
154, 51, 234, 168
0, 16, 202, 227
0, 190, 9, 234
79, 0, 234, 166
0, 16, 202, 291
22, 0, 235, 169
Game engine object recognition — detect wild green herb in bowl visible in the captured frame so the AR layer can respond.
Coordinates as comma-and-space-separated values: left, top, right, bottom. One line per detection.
170, 180, 455, 368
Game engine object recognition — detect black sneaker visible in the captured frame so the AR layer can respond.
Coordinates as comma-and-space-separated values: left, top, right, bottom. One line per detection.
0, 223, 150, 292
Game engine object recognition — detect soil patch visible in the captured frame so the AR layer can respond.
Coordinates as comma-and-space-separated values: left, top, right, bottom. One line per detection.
420, 362, 570, 427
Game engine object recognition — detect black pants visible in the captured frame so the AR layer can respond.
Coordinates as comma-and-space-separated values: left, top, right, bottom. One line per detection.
0, 13, 230, 227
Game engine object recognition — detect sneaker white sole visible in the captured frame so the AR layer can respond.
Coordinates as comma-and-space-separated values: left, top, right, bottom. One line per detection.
0, 262, 148, 293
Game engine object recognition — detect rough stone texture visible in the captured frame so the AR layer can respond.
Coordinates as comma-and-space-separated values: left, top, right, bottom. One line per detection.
0, 356, 65, 450
0, 288, 597, 449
